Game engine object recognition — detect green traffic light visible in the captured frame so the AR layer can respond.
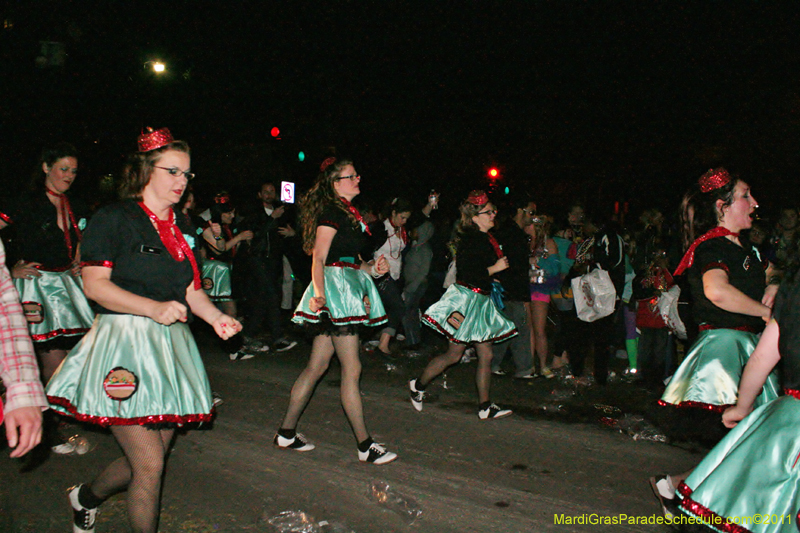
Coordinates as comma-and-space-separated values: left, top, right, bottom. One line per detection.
298, 151, 305, 162
504, 186, 510, 194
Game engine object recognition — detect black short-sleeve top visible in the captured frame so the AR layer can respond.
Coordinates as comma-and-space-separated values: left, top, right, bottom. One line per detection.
0, 192, 88, 269
456, 228, 497, 293
688, 236, 766, 330
774, 271, 800, 390
80, 200, 195, 314
317, 204, 367, 263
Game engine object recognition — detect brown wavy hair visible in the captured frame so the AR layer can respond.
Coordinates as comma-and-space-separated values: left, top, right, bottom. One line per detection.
298, 158, 356, 255
119, 141, 190, 200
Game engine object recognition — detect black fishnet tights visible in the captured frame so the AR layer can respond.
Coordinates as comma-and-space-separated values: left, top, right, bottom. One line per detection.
88, 426, 174, 533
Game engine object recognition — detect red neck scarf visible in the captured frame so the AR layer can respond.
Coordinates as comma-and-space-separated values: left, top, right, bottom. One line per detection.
46, 188, 81, 261
487, 232, 504, 259
390, 222, 408, 245
674, 227, 739, 277
138, 202, 201, 289
339, 197, 371, 236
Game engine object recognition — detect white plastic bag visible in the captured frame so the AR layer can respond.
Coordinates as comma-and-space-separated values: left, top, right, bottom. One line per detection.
571, 268, 616, 322
656, 284, 687, 340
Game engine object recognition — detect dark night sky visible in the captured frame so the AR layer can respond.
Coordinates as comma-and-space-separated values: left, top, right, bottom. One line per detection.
2, 1, 800, 217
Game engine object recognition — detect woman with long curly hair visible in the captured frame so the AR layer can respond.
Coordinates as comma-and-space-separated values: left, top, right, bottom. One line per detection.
409, 190, 517, 420
274, 157, 397, 465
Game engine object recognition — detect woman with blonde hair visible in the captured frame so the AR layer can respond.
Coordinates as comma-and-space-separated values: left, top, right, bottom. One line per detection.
409, 190, 517, 420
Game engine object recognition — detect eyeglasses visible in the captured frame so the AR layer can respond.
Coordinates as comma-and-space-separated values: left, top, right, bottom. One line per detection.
336, 174, 360, 182
478, 209, 497, 216
154, 166, 196, 181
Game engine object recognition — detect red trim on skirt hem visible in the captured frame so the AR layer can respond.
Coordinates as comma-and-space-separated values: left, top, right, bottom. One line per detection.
657, 399, 730, 413
677, 482, 753, 533
421, 313, 517, 344
31, 327, 89, 342
293, 310, 388, 326
47, 395, 215, 427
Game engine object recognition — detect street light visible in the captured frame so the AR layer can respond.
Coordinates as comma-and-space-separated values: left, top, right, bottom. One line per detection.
144, 61, 166, 74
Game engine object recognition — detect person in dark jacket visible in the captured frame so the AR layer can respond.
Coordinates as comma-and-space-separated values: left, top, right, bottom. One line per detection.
491, 196, 536, 378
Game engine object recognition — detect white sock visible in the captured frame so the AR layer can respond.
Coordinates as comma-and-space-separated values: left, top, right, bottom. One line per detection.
656, 476, 676, 499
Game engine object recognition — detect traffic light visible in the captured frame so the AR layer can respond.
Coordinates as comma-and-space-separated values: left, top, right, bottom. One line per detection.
298, 151, 305, 162
488, 167, 499, 178
270, 127, 281, 139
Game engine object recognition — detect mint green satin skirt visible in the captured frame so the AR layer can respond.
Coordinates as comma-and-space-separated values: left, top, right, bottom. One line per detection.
14, 269, 94, 343
660, 329, 779, 412
201, 258, 233, 302
46, 314, 214, 427
292, 264, 387, 327
679, 395, 800, 532
422, 283, 518, 344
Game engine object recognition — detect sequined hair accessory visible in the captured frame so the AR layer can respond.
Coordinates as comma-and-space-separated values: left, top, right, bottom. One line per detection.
466, 190, 489, 206
699, 168, 731, 193
214, 192, 231, 204
138, 127, 174, 152
320, 157, 336, 172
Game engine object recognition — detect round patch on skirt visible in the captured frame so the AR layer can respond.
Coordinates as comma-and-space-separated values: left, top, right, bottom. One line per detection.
202, 277, 214, 291
22, 301, 44, 324
103, 367, 138, 401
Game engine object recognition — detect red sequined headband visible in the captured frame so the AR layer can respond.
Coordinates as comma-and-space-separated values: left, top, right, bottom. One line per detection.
138, 127, 174, 152
467, 190, 489, 206
699, 168, 731, 193
320, 157, 336, 172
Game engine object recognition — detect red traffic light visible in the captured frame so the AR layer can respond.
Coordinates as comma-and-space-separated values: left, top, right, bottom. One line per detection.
488, 168, 499, 178
270, 127, 280, 138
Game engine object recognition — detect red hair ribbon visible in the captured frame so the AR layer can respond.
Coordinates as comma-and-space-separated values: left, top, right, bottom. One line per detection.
138, 202, 202, 289
138, 127, 174, 152
46, 188, 81, 261
320, 157, 336, 172
699, 168, 731, 193
339, 197, 371, 236
673, 226, 738, 277
467, 190, 489, 206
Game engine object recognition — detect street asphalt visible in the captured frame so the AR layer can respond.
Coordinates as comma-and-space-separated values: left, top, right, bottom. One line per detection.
1, 323, 713, 533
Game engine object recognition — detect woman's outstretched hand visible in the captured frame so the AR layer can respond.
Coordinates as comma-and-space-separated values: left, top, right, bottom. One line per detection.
211, 314, 242, 340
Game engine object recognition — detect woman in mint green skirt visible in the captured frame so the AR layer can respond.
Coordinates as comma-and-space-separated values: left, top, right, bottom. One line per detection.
676, 271, 800, 532
275, 157, 397, 465
651, 168, 780, 517
409, 190, 517, 421
46, 129, 242, 533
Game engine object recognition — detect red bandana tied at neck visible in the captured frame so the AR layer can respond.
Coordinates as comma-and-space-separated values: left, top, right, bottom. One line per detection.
46, 188, 81, 261
339, 197, 372, 236
138, 202, 202, 289
391, 223, 408, 245
673, 227, 739, 277
487, 233, 504, 259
